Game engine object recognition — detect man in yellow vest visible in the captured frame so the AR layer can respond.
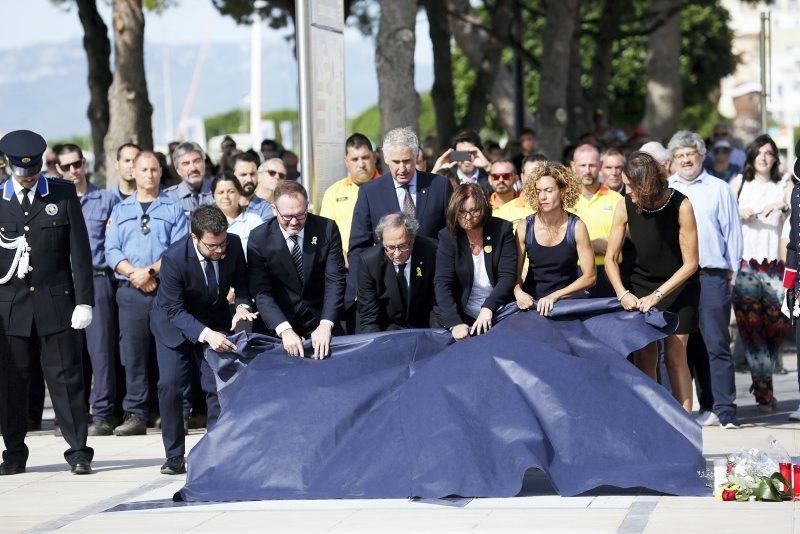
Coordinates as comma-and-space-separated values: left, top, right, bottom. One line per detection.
570, 143, 623, 297
320, 133, 380, 266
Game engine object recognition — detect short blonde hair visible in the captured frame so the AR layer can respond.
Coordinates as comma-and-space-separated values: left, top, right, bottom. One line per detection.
522, 162, 580, 212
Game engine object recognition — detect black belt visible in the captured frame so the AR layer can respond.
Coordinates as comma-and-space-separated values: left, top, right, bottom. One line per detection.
698, 267, 728, 275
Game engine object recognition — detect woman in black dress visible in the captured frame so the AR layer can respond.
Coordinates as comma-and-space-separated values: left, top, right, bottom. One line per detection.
513, 162, 596, 316
605, 152, 699, 412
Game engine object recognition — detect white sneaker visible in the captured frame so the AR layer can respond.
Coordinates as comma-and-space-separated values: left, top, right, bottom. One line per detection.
789, 404, 800, 421
695, 411, 720, 426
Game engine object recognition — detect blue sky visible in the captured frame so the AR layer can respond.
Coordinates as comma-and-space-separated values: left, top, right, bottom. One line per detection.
1, 0, 434, 118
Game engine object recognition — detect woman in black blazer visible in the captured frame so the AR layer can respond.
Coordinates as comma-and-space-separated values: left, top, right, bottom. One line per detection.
434, 183, 518, 340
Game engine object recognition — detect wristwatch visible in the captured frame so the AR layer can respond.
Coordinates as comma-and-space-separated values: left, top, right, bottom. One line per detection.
148, 267, 156, 277
654, 289, 664, 300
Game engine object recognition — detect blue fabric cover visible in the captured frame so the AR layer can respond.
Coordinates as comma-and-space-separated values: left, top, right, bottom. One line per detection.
178, 299, 709, 502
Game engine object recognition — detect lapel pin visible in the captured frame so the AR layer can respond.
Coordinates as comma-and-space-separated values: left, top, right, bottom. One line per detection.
484, 245, 493, 254
416, 266, 422, 277
311, 236, 318, 245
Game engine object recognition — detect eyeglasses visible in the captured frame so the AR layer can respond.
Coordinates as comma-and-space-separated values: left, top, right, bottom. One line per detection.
275, 207, 307, 223
140, 214, 150, 235
383, 243, 411, 253
200, 238, 228, 251
457, 208, 482, 218
490, 173, 514, 180
58, 159, 83, 171
674, 151, 700, 161
261, 169, 287, 179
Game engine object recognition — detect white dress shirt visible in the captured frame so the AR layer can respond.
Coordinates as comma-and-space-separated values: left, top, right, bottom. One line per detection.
457, 169, 480, 185
274, 226, 334, 336
393, 172, 418, 208
11, 178, 36, 209
394, 262, 410, 287
194, 242, 219, 343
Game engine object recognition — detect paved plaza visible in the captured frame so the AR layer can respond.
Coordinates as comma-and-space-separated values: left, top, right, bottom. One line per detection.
1, 350, 799, 534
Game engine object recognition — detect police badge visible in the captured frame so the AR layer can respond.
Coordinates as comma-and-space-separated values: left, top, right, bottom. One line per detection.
45, 203, 58, 216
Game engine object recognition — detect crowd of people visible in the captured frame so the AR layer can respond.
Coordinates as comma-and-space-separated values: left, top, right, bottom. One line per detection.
0, 120, 798, 479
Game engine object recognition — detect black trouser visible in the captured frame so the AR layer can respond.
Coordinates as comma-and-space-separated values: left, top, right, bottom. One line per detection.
0, 323, 93, 466
156, 339, 219, 459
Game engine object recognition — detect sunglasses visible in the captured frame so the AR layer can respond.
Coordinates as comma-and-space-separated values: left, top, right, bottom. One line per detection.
490, 173, 514, 180
140, 214, 150, 235
58, 159, 83, 171
261, 169, 287, 179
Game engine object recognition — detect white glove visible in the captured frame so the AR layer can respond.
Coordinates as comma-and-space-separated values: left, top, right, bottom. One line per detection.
71, 304, 93, 330
781, 292, 791, 318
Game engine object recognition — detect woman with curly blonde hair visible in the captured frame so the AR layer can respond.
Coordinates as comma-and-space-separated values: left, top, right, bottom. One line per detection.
513, 162, 596, 316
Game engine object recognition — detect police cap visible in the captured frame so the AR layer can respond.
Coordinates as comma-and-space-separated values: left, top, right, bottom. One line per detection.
0, 130, 47, 177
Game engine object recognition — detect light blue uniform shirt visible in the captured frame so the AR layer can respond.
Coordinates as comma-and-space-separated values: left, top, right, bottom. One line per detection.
668, 170, 743, 276
80, 183, 120, 271
163, 178, 214, 219
105, 193, 189, 280
245, 195, 275, 223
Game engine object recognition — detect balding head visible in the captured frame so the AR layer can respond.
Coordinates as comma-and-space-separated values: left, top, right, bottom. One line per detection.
570, 143, 601, 190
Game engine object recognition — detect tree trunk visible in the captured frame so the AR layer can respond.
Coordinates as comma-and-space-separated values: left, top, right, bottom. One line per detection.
586, 0, 625, 125
537, 0, 579, 160
103, 0, 153, 188
423, 0, 456, 147
446, 0, 535, 136
459, 0, 515, 132
641, 0, 682, 142
565, 7, 589, 144
376, 0, 420, 139
76, 0, 112, 179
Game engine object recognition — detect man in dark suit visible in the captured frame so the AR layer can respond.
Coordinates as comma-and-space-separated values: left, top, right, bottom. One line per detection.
0, 130, 95, 475
248, 180, 345, 359
357, 213, 437, 333
151, 205, 256, 475
347, 127, 453, 306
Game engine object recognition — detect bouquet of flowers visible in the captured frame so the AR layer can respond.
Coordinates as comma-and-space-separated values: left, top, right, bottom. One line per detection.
715, 448, 793, 502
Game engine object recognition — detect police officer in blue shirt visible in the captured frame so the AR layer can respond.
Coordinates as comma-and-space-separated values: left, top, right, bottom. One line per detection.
163, 142, 214, 219
55, 143, 121, 436
106, 151, 188, 436
0, 130, 94, 475
112, 143, 140, 202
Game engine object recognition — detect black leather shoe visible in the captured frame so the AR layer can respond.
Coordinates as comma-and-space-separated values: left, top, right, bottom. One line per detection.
0, 462, 25, 475
113, 413, 147, 436
88, 420, 114, 436
160, 456, 186, 475
71, 461, 92, 475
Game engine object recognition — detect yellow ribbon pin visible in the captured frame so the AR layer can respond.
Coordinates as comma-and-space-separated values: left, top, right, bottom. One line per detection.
416, 266, 422, 277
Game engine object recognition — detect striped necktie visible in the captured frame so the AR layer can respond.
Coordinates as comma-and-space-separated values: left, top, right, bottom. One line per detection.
400, 184, 415, 218
289, 234, 303, 282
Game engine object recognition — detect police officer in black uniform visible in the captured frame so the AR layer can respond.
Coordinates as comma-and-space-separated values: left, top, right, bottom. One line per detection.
0, 130, 95, 475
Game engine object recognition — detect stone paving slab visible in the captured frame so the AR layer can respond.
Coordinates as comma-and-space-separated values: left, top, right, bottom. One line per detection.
1, 350, 799, 533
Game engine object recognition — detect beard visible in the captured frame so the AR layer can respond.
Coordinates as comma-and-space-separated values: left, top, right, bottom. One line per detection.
242, 183, 256, 197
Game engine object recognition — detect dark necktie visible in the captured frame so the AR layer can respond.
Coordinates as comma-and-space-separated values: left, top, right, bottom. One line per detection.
20, 188, 31, 214
400, 184, 415, 218
396, 263, 409, 316
289, 235, 303, 282
204, 260, 218, 302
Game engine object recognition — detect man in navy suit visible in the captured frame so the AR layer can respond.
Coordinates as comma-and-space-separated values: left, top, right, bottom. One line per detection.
248, 181, 346, 359
347, 127, 453, 306
151, 205, 256, 475
357, 213, 438, 333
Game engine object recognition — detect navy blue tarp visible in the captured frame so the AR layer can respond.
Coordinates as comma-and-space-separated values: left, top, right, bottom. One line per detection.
178, 299, 709, 502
